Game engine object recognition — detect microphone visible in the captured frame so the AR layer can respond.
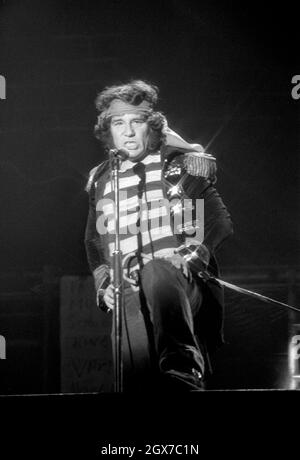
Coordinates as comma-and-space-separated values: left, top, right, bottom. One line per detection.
109, 148, 129, 161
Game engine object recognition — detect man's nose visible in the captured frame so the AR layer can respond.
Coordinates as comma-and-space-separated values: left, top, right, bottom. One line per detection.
123, 123, 135, 136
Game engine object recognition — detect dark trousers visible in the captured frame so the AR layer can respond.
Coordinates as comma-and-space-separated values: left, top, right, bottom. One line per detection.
114, 259, 205, 392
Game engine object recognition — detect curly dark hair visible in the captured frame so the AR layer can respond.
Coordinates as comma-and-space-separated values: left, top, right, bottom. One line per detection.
94, 80, 166, 152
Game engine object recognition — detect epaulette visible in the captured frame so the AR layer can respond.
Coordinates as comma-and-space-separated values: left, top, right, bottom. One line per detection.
162, 125, 217, 182
85, 161, 108, 192
183, 151, 217, 181
163, 148, 217, 183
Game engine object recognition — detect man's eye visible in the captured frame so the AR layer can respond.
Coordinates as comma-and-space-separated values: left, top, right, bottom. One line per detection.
113, 121, 123, 126
133, 119, 144, 124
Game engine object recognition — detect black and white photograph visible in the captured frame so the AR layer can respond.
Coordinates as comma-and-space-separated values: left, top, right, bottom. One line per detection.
0, 0, 299, 454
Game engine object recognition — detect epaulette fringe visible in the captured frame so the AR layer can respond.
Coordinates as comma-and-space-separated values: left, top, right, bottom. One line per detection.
85, 163, 102, 192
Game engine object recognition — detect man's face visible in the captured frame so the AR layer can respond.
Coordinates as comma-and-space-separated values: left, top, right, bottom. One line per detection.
110, 113, 150, 161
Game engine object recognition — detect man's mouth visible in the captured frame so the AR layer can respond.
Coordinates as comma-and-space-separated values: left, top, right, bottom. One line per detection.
124, 141, 138, 149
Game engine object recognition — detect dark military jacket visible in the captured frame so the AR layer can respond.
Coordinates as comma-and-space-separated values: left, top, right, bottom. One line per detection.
85, 148, 233, 358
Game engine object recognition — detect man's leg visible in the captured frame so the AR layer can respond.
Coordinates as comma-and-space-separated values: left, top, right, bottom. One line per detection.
140, 258, 205, 390
111, 282, 158, 392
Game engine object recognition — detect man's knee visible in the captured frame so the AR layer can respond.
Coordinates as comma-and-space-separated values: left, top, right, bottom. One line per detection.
141, 259, 175, 290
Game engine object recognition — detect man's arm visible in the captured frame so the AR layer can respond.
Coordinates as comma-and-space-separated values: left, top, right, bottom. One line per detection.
179, 178, 233, 271
201, 182, 233, 256
164, 150, 233, 257
84, 178, 111, 297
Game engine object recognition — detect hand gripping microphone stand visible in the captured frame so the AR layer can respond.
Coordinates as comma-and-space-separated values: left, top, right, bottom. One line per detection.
109, 148, 129, 393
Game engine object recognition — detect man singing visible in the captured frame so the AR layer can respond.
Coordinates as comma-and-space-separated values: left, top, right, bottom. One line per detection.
85, 80, 233, 391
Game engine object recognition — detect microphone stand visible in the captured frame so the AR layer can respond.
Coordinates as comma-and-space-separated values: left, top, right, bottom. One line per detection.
109, 149, 128, 393
198, 270, 300, 313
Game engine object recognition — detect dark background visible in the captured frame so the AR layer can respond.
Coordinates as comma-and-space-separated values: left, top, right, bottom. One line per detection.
0, 0, 298, 274
0, 0, 299, 394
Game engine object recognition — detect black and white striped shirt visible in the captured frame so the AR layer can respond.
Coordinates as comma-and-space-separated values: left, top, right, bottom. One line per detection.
101, 152, 179, 276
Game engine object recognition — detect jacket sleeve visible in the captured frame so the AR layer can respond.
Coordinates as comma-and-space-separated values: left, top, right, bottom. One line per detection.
182, 169, 233, 255
84, 178, 110, 292
201, 182, 233, 255
165, 151, 233, 257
